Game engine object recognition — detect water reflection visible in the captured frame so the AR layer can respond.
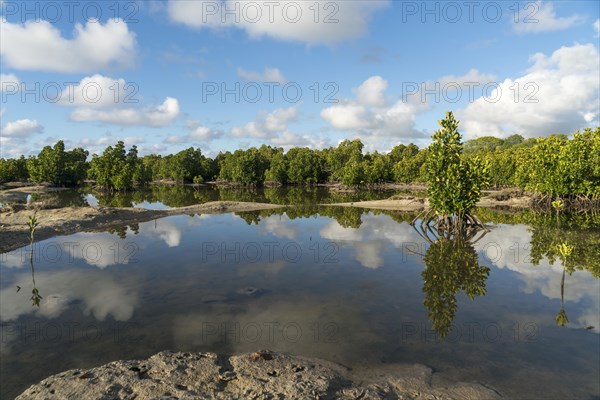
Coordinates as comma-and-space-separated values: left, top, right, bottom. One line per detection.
421, 237, 490, 338
0, 207, 599, 399
1, 184, 403, 210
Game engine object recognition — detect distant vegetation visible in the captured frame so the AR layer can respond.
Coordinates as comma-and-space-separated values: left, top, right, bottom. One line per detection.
1, 119, 598, 199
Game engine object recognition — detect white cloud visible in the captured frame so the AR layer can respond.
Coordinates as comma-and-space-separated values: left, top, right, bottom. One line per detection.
167, 0, 388, 45
321, 103, 371, 130
59, 75, 181, 128
459, 43, 600, 139
321, 76, 427, 140
165, 119, 223, 144
0, 136, 31, 158
60, 74, 130, 109
231, 106, 298, 139
270, 131, 331, 151
513, 1, 583, 34
0, 19, 136, 73
594, 19, 600, 37
237, 67, 287, 83
0, 73, 20, 92
1, 118, 43, 137
355, 75, 388, 107
71, 97, 180, 127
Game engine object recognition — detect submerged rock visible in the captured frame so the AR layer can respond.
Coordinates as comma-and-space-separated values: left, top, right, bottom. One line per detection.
17, 350, 502, 399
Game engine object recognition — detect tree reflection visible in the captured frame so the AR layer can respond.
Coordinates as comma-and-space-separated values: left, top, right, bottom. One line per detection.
421, 236, 490, 338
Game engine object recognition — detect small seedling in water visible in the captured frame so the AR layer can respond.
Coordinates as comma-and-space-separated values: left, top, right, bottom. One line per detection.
555, 308, 569, 327
26, 212, 42, 307
27, 213, 39, 242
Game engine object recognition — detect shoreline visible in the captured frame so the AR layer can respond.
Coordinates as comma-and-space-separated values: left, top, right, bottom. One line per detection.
16, 350, 502, 399
1, 185, 531, 254
0, 201, 283, 254
327, 194, 532, 211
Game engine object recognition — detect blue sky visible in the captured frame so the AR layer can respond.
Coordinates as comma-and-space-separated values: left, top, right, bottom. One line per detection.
1, 0, 599, 158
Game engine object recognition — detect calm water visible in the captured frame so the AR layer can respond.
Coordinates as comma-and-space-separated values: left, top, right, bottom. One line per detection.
1, 204, 599, 399
13, 184, 406, 209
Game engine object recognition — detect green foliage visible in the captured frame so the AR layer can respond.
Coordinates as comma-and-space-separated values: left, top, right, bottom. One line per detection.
463, 136, 504, 154
426, 112, 490, 218
286, 147, 324, 184
341, 157, 365, 186
0, 156, 28, 183
364, 152, 390, 184
393, 148, 427, 183
218, 148, 269, 185
265, 151, 288, 183
5, 124, 599, 198
27, 141, 88, 186
88, 141, 149, 191
167, 148, 206, 183
422, 237, 490, 338
514, 127, 600, 197
326, 139, 364, 182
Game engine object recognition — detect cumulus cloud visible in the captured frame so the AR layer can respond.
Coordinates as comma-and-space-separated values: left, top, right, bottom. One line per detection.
165, 119, 223, 144
355, 75, 388, 107
237, 67, 287, 83
231, 106, 298, 139
60, 74, 131, 108
167, 0, 388, 45
0, 19, 136, 73
71, 97, 180, 127
459, 43, 600, 139
270, 131, 331, 150
321, 76, 427, 140
513, 1, 583, 34
1, 119, 43, 137
58, 75, 180, 128
78, 133, 144, 150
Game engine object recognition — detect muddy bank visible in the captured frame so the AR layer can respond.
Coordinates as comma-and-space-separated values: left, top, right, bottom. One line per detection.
0, 201, 283, 254
327, 193, 532, 211
16, 350, 502, 399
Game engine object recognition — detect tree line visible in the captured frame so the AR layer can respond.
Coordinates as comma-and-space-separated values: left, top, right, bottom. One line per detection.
1, 125, 598, 197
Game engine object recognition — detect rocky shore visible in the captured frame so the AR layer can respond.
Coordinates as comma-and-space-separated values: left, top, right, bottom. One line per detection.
17, 350, 502, 399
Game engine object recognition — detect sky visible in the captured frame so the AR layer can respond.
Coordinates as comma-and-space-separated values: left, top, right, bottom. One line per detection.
0, 0, 599, 158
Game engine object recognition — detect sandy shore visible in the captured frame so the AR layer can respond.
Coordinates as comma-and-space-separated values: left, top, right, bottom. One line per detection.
327, 193, 532, 211
0, 201, 283, 254
16, 350, 502, 399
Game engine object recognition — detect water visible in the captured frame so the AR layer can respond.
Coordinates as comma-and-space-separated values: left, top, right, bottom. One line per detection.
8, 184, 404, 209
1, 204, 598, 399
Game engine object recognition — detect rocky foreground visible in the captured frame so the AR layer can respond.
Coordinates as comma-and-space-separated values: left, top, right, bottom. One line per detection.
17, 350, 502, 399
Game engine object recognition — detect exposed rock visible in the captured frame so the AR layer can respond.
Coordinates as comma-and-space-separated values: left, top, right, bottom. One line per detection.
17, 350, 502, 399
